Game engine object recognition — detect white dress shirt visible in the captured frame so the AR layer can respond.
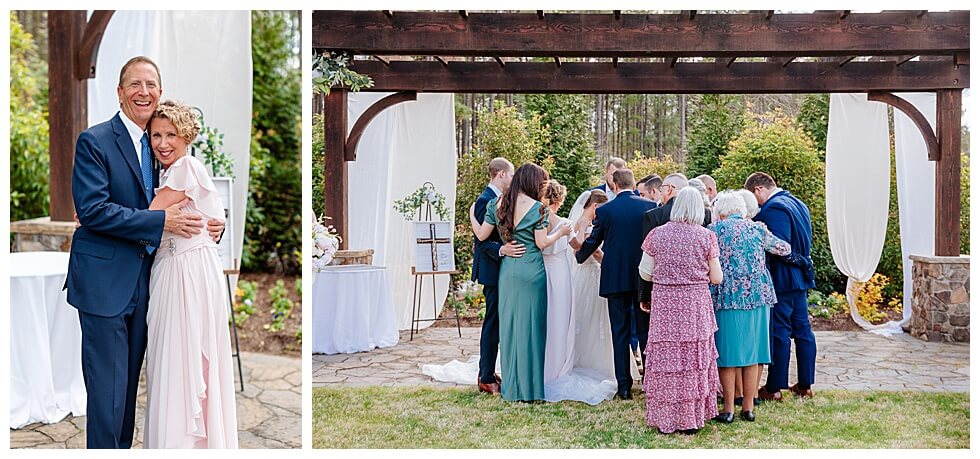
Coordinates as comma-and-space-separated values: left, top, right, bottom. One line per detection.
118, 111, 147, 169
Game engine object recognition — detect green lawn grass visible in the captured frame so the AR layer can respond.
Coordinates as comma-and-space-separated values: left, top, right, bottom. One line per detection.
312, 386, 969, 449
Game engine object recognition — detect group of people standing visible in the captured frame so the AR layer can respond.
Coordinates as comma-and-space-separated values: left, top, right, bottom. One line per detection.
465, 156, 818, 435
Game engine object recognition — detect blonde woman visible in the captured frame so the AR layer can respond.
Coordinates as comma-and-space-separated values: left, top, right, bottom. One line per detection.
143, 101, 238, 448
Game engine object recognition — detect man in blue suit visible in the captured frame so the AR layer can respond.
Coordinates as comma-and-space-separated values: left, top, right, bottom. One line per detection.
66, 56, 223, 448
745, 172, 817, 401
472, 158, 525, 394
576, 169, 657, 399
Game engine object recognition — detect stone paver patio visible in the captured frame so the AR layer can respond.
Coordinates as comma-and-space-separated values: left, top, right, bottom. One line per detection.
313, 327, 969, 392
11, 352, 301, 449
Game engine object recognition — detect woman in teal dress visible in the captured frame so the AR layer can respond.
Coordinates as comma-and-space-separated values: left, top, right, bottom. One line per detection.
470, 163, 571, 401
707, 191, 793, 423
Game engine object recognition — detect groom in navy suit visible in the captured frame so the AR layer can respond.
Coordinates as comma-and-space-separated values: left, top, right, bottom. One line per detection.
576, 169, 656, 399
745, 172, 817, 401
472, 158, 525, 394
66, 56, 222, 448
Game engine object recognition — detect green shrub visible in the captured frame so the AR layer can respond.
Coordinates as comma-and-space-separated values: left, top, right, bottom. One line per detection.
807, 290, 847, 319
627, 155, 684, 182
714, 111, 844, 294
454, 103, 549, 286
264, 279, 294, 333
524, 94, 600, 216
9, 12, 49, 222
797, 94, 830, 157
233, 280, 258, 327
685, 94, 746, 177
243, 11, 302, 274
312, 113, 325, 217
960, 153, 970, 255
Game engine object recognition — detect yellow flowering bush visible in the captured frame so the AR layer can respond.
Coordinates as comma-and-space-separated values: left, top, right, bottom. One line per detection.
856, 273, 895, 323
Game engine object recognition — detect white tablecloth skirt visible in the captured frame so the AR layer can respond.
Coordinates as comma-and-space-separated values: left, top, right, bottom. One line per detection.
312, 265, 399, 354
9, 252, 86, 428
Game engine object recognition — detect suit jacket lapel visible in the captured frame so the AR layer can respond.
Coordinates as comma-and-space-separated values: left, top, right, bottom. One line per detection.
112, 114, 148, 200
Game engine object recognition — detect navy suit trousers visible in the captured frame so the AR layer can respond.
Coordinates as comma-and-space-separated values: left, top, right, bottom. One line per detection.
478, 285, 500, 384
78, 258, 151, 449
765, 290, 817, 392
607, 292, 647, 393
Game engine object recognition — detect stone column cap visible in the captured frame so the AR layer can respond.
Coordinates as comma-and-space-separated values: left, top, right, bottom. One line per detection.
910, 254, 970, 264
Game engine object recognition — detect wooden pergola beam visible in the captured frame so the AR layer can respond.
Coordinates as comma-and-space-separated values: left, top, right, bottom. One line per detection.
867, 91, 940, 160
312, 11, 969, 58
344, 91, 417, 161
76, 11, 114, 78
344, 60, 969, 94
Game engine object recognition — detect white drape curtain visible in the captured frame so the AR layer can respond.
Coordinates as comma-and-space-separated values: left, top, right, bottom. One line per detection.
825, 93, 898, 335
87, 11, 253, 274
346, 93, 458, 330
894, 93, 937, 325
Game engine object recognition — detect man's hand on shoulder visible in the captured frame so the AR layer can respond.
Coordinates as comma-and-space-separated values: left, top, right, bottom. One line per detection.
163, 198, 204, 238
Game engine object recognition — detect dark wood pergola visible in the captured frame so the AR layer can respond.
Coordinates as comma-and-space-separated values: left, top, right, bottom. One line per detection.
321, 10, 968, 255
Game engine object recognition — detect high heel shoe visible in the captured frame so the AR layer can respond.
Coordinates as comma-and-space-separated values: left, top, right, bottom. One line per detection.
712, 412, 734, 424
740, 410, 755, 422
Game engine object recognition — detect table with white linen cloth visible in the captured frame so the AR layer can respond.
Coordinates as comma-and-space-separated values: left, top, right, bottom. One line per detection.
312, 265, 399, 354
9, 251, 86, 428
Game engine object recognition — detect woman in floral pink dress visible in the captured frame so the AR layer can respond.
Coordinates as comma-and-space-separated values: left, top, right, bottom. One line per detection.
638, 187, 723, 434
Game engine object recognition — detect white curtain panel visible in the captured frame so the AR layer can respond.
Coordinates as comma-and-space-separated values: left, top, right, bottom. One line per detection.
826, 93, 899, 335
894, 93, 937, 327
87, 11, 253, 276
347, 93, 458, 330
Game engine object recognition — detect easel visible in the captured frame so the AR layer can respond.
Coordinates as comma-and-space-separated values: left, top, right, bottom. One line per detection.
224, 258, 245, 392
408, 183, 460, 340
410, 266, 460, 341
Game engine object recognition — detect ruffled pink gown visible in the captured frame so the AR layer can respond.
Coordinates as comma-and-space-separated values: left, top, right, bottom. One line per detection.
144, 155, 238, 448
641, 222, 721, 433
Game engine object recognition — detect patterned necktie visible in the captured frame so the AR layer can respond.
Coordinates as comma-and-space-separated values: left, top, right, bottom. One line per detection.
141, 133, 156, 254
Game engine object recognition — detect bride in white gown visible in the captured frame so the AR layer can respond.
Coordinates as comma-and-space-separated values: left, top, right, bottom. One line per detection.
423, 183, 622, 405
566, 189, 640, 381
540, 182, 617, 405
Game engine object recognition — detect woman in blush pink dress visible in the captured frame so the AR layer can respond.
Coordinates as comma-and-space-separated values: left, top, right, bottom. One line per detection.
143, 101, 238, 448
638, 187, 723, 435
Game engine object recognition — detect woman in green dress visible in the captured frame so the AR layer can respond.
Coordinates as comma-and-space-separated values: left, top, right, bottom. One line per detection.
470, 163, 571, 401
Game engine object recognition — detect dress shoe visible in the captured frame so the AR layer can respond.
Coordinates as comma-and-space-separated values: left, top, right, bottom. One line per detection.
679, 428, 700, 435
758, 386, 783, 402
477, 379, 501, 395
740, 410, 755, 422
789, 384, 814, 399
712, 412, 734, 424
617, 390, 633, 400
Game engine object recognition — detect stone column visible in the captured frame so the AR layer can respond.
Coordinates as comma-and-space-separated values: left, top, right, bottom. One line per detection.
909, 255, 970, 342
10, 217, 76, 252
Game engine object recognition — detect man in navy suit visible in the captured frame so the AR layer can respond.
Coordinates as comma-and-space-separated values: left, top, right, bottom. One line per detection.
66, 56, 223, 448
576, 169, 656, 399
472, 158, 525, 394
745, 172, 817, 401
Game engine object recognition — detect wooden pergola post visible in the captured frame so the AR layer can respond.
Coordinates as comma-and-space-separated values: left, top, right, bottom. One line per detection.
935, 89, 962, 256
47, 11, 88, 222
46, 10, 114, 222
324, 89, 349, 249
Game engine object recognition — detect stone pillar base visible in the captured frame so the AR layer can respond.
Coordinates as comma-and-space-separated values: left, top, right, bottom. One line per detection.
10, 217, 76, 252
910, 255, 970, 342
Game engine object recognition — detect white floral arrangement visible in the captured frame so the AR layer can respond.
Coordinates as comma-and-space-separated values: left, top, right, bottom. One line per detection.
392, 182, 451, 221
313, 214, 341, 272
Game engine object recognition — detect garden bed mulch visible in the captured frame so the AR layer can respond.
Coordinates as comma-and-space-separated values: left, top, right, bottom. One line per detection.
234, 273, 302, 357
